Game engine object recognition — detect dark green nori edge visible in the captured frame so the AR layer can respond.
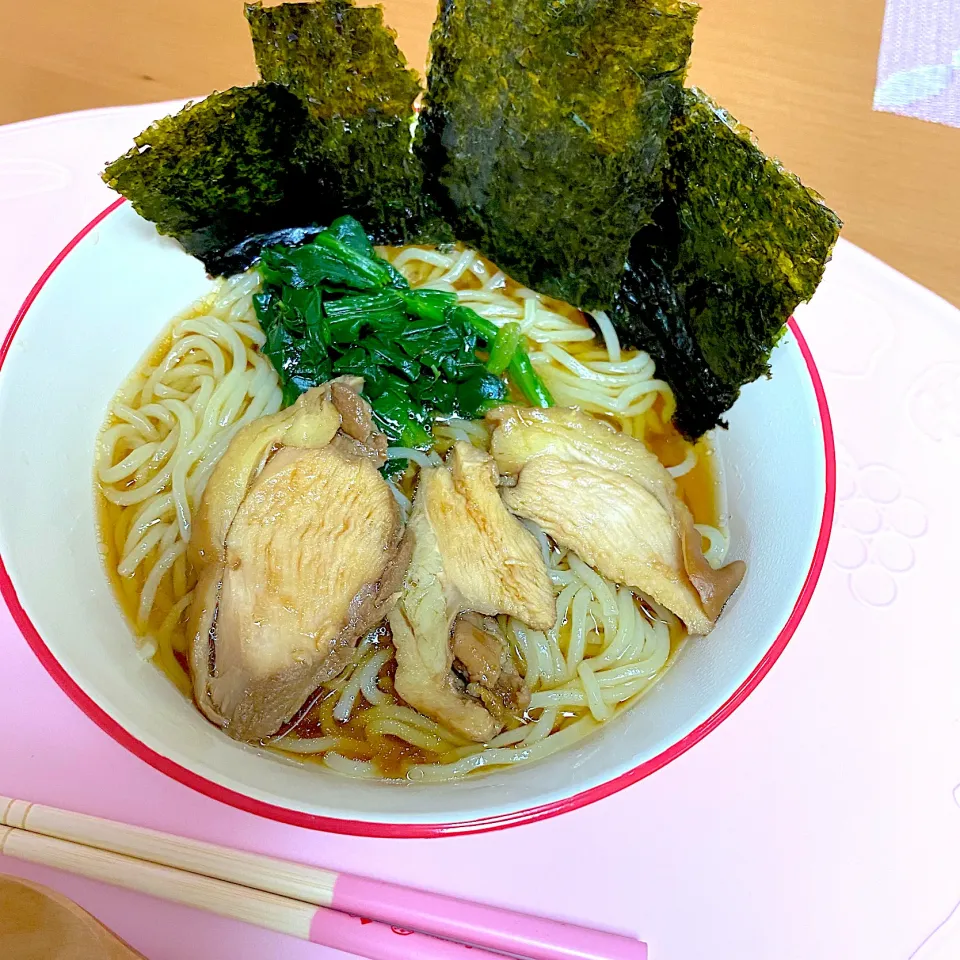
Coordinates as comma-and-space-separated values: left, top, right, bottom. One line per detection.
613, 88, 842, 439
245, 0, 450, 246
417, 0, 699, 310
101, 84, 311, 264
207, 225, 325, 277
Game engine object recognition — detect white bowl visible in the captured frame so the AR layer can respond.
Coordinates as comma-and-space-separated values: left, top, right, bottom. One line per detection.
0, 200, 835, 836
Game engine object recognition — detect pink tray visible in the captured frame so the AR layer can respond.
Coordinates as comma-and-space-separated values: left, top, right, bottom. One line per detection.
0, 102, 957, 960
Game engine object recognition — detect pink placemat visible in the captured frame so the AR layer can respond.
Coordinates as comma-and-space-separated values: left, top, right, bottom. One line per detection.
1, 103, 958, 960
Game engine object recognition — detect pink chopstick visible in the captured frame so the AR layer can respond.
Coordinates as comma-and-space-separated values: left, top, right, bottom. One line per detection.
332, 875, 645, 960
0, 796, 647, 959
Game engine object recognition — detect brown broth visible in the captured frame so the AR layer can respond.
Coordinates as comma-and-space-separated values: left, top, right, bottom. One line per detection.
645, 400, 722, 530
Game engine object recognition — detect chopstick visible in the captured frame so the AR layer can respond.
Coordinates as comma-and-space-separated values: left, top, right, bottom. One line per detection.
0, 796, 646, 960
0, 823, 498, 960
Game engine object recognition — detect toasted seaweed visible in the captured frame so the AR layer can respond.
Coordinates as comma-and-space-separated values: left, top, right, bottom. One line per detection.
613, 88, 842, 439
245, 0, 419, 116
245, 0, 448, 245
417, 0, 699, 310
102, 85, 310, 263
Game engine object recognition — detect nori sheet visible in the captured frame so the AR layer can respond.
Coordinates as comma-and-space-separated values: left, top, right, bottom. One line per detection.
245, 0, 447, 245
101, 84, 311, 263
613, 88, 842, 439
417, 0, 699, 310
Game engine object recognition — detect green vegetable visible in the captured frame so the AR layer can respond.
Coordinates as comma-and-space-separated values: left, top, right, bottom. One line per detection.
450, 306, 552, 408
417, 0, 699, 310
486, 323, 522, 376
327, 215, 378, 257
452, 305, 497, 342
258, 227, 409, 292
208, 225, 324, 276
312, 231, 407, 288
612, 88, 842, 438
101, 85, 310, 265
254, 215, 551, 451
507, 352, 554, 409
456, 370, 508, 419
324, 291, 407, 342
402, 289, 458, 326
245, 0, 449, 245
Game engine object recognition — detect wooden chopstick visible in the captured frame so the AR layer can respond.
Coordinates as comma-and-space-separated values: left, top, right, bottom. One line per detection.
0, 796, 646, 960
0, 823, 503, 960
0, 796, 337, 904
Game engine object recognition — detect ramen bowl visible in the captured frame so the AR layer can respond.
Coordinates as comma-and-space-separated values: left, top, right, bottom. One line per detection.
0, 201, 834, 836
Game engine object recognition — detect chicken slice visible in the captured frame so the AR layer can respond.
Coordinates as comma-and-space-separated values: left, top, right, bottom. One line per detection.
489, 405, 676, 511
488, 406, 745, 635
388, 442, 554, 742
188, 382, 344, 570
188, 379, 408, 741
452, 615, 504, 689
452, 615, 530, 724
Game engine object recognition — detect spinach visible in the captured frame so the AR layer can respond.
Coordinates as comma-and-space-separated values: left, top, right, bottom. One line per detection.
255, 216, 553, 451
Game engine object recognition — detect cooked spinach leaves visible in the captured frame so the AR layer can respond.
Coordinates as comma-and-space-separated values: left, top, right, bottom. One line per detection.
254, 216, 551, 452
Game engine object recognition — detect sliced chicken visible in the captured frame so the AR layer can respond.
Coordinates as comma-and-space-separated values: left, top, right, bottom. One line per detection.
488, 406, 745, 635
452, 615, 530, 725
452, 615, 505, 689
188, 379, 408, 742
388, 442, 554, 742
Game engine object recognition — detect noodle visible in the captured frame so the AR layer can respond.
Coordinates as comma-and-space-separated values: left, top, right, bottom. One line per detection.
695, 524, 730, 569
271, 736, 339, 755
333, 651, 373, 722
591, 309, 622, 363
385, 446, 443, 469
667, 446, 697, 479
358, 649, 393, 706
386, 479, 412, 523
323, 754, 378, 779
406, 715, 598, 782
96, 242, 724, 783
96, 274, 283, 674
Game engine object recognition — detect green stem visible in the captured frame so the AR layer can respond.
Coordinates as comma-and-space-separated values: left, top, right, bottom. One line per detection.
509, 349, 553, 407
455, 305, 553, 407
486, 322, 522, 375
311, 232, 394, 288
453, 304, 498, 341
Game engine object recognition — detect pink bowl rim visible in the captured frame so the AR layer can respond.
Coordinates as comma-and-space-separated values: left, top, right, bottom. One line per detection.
0, 197, 836, 838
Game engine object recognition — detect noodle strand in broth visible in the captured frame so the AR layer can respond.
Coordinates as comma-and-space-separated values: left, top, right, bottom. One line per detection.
96, 274, 283, 690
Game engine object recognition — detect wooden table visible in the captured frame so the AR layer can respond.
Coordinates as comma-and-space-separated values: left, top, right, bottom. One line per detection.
3, 0, 957, 306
